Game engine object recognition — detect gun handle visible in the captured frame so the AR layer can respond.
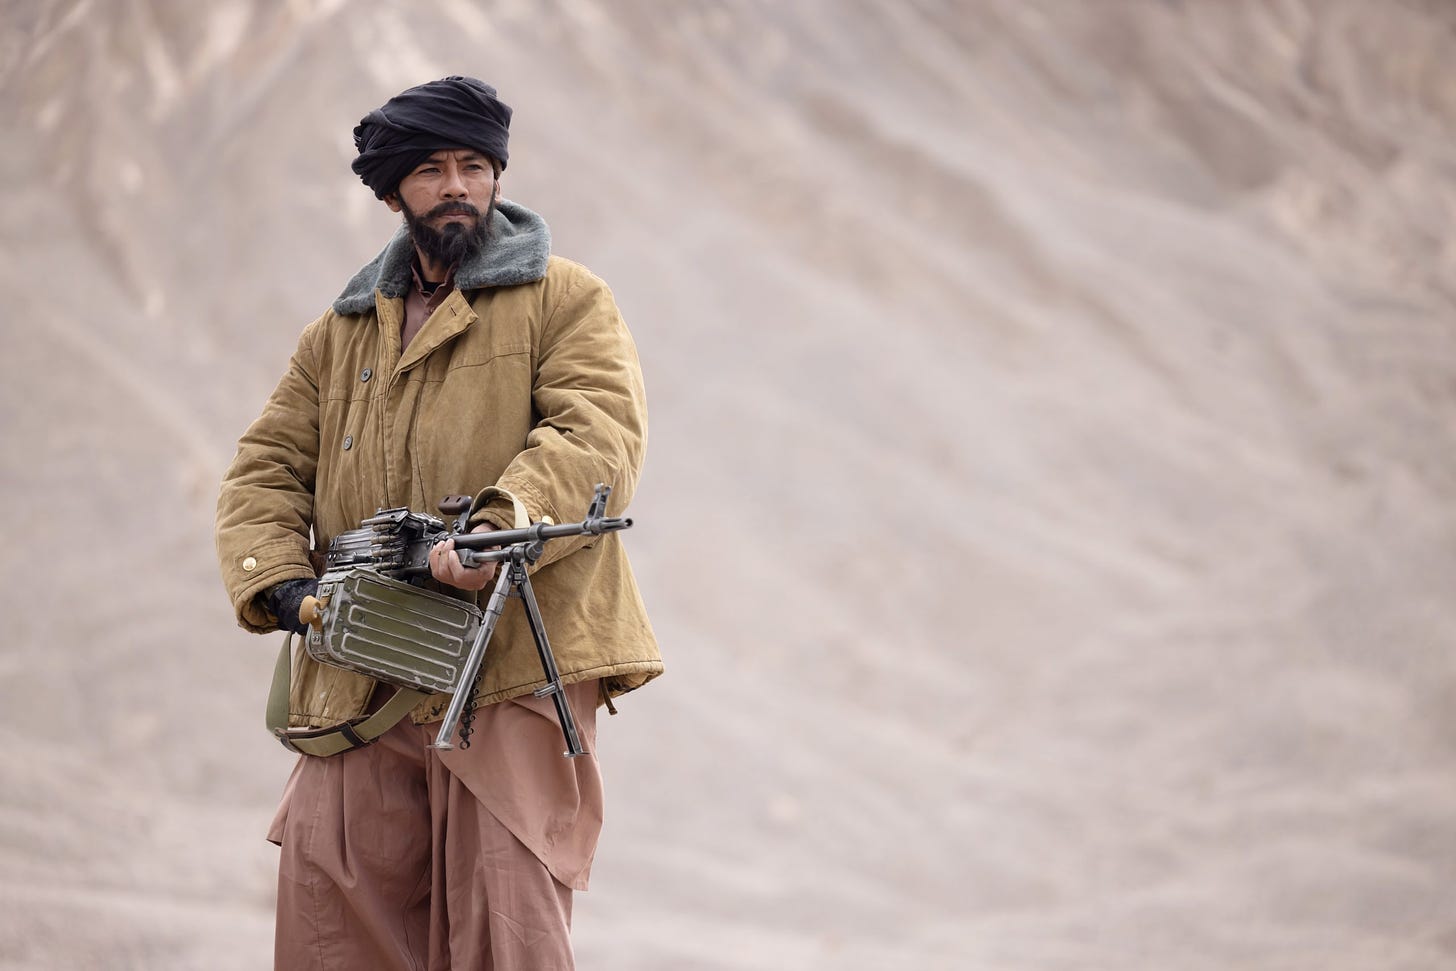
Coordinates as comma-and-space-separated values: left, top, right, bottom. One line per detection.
437, 495, 472, 516
299, 595, 326, 631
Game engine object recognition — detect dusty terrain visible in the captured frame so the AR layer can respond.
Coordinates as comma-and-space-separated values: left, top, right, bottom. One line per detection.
3, 1, 1456, 968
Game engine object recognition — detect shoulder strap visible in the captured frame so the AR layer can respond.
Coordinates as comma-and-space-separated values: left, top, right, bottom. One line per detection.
470, 485, 532, 528
266, 635, 428, 757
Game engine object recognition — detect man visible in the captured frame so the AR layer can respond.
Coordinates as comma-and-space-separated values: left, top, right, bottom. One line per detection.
215, 76, 661, 970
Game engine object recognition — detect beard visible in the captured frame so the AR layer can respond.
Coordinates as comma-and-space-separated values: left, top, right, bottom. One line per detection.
400, 196, 494, 271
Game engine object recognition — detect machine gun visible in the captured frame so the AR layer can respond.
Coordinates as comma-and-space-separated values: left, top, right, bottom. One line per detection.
322, 482, 630, 579
297, 484, 631, 754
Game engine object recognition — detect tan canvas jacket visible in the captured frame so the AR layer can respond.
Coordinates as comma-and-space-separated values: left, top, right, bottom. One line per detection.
215, 201, 661, 728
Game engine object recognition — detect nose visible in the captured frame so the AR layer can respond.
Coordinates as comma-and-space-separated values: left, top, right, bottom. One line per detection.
439, 158, 467, 199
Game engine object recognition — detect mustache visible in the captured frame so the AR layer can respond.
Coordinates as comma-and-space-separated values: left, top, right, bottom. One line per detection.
427, 202, 481, 219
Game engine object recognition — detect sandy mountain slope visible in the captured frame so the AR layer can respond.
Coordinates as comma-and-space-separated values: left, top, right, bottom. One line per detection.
2, 1, 1455, 968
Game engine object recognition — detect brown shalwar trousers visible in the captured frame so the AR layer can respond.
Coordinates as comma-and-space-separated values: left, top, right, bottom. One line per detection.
267, 681, 602, 971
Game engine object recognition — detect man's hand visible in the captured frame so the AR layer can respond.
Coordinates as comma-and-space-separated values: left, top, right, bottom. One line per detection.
267, 577, 320, 635
429, 523, 499, 591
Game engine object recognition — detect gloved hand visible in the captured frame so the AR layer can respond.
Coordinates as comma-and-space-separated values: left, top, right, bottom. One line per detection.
266, 578, 320, 636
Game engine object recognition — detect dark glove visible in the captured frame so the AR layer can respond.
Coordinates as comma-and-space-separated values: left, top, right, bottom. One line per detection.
266, 578, 319, 636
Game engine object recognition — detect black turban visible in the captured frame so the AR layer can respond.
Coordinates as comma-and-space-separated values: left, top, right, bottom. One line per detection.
351, 76, 512, 199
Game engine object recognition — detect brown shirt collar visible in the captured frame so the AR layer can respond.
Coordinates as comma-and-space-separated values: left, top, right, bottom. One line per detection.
402, 260, 458, 350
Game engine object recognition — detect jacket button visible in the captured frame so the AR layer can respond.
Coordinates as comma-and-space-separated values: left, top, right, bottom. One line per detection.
361, 368, 372, 382
242, 556, 257, 572
343, 435, 353, 450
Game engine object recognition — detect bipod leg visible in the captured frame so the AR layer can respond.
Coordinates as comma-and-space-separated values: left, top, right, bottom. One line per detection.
517, 568, 587, 757
432, 557, 516, 751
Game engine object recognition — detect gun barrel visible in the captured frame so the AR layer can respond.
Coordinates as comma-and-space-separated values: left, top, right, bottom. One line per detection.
451, 517, 632, 552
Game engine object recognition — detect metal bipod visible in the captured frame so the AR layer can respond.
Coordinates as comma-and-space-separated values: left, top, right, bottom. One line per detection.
432, 542, 587, 757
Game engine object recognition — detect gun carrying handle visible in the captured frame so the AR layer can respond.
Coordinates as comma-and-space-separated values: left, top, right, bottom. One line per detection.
438, 494, 473, 531
437, 495, 472, 516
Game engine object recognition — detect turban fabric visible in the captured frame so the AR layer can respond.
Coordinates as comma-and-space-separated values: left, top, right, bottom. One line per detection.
351, 76, 512, 199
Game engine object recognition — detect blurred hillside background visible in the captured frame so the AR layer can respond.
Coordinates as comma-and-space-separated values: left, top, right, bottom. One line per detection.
2, 1, 1455, 968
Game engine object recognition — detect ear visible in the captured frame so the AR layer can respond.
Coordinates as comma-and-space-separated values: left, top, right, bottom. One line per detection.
493, 178, 502, 202
383, 192, 402, 214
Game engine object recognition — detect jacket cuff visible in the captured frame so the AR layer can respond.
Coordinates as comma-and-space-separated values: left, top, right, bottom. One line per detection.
470, 497, 518, 531
467, 485, 536, 530
225, 537, 316, 633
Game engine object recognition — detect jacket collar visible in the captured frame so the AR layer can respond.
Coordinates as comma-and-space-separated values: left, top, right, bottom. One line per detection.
332, 199, 551, 316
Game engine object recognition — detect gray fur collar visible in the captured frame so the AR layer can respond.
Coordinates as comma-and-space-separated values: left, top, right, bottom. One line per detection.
332, 199, 551, 315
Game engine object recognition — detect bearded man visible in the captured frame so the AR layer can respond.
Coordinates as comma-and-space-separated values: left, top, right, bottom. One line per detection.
215, 76, 661, 970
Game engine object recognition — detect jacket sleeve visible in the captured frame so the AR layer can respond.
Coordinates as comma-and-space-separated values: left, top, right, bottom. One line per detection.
215, 316, 325, 632
470, 266, 648, 570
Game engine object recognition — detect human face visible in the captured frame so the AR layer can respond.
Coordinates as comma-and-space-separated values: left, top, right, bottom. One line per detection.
386, 149, 501, 275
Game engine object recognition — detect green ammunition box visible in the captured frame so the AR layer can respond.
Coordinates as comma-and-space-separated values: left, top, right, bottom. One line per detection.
305, 568, 482, 694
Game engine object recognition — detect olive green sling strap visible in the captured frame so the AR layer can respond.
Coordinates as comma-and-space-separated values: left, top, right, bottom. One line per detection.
265, 635, 430, 756
264, 488, 532, 757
